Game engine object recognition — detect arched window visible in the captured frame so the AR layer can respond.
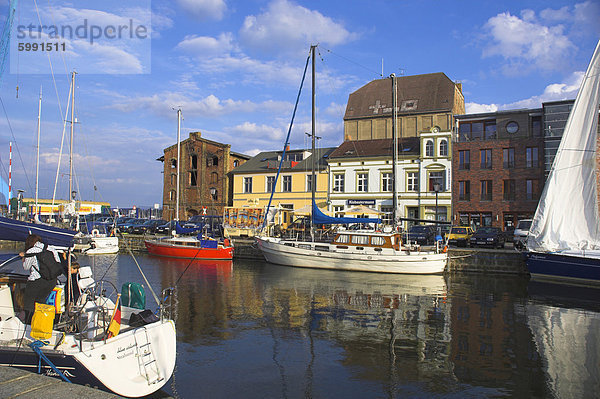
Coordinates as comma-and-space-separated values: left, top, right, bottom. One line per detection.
425, 140, 434, 157
233, 160, 239, 167
439, 139, 448, 157
211, 172, 218, 184
170, 159, 177, 169
210, 188, 218, 201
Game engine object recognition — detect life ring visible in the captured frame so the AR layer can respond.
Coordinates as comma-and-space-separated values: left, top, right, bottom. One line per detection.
91, 229, 100, 237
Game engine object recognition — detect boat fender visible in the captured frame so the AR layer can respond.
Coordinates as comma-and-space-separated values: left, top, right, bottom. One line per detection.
443, 245, 448, 253
224, 238, 230, 247
91, 229, 100, 237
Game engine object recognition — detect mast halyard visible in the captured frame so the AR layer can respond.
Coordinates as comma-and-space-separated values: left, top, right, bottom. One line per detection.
35, 85, 41, 219
176, 108, 182, 221
391, 74, 399, 228
311, 45, 316, 240
68, 71, 76, 203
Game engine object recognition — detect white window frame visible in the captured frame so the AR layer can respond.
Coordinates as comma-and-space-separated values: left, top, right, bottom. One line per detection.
407, 171, 419, 192
357, 172, 368, 192
333, 173, 345, 192
439, 139, 448, 157
282, 175, 292, 192
381, 172, 392, 192
425, 140, 434, 157
244, 177, 253, 193
266, 176, 276, 193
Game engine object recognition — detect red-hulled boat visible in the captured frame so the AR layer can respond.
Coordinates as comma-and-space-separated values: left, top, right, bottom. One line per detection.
145, 236, 234, 259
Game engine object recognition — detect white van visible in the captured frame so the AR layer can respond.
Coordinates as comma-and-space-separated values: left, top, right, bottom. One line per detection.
513, 219, 532, 249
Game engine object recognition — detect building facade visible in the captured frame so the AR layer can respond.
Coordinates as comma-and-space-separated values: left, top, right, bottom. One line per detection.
343, 73, 465, 141
453, 109, 545, 230
328, 131, 452, 227
230, 147, 334, 212
161, 131, 249, 221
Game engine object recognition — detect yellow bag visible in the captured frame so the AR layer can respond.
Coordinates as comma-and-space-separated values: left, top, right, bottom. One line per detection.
30, 303, 55, 340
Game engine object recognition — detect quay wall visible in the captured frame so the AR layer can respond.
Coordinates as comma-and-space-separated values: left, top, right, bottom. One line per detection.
1, 237, 529, 275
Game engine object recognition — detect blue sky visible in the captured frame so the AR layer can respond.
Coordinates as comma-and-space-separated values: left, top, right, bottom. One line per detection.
0, 0, 598, 208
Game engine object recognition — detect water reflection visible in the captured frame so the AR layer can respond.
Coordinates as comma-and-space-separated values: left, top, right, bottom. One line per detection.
68, 254, 600, 398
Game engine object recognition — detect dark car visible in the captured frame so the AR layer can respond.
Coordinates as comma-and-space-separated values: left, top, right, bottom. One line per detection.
115, 217, 136, 230
155, 220, 178, 236
119, 218, 147, 234
403, 225, 435, 245
131, 219, 166, 235
470, 227, 506, 248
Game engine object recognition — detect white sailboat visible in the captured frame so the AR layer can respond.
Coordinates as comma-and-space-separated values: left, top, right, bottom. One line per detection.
525, 40, 600, 285
0, 217, 176, 397
255, 46, 448, 274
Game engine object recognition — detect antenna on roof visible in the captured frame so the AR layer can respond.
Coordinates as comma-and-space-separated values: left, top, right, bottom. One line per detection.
381, 58, 384, 78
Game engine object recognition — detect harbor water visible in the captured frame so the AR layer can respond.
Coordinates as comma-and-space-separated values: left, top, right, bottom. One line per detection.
20, 252, 600, 398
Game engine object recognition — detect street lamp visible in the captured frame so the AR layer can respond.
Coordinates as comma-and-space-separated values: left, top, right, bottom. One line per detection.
433, 182, 441, 236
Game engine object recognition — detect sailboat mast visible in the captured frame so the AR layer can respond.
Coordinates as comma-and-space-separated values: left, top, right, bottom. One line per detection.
35, 86, 41, 218
310, 45, 316, 239
176, 108, 181, 221
391, 74, 399, 227
68, 71, 75, 201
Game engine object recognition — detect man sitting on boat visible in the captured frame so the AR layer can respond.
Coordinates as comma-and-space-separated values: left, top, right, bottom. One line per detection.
19, 234, 64, 322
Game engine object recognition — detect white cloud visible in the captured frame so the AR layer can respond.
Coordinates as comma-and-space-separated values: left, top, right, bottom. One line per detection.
572, 1, 600, 35
176, 0, 227, 21
110, 92, 292, 118
192, 53, 354, 90
239, 0, 357, 55
465, 103, 499, 114
227, 122, 284, 140
176, 33, 234, 56
482, 11, 576, 74
466, 71, 583, 113
73, 40, 144, 73
324, 102, 346, 118
539, 6, 570, 22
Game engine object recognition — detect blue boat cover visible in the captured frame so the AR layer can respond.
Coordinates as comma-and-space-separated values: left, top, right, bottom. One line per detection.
200, 239, 218, 249
0, 216, 77, 247
174, 222, 200, 235
311, 201, 381, 225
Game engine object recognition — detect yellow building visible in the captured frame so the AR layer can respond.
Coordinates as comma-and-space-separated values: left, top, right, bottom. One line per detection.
231, 147, 335, 211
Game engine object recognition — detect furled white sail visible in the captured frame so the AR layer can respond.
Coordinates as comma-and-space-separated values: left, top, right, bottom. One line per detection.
527, 40, 600, 252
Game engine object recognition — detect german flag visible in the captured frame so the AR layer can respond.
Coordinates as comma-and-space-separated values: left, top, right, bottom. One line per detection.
107, 294, 121, 338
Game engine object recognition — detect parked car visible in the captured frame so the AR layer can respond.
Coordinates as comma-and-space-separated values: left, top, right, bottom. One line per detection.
513, 219, 532, 249
403, 225, 435, 245
470, 227, 507, 248
119, 218, 147, 234
155, 220, 178, 236
131, 219, 166, 235
447, 226, 475, 247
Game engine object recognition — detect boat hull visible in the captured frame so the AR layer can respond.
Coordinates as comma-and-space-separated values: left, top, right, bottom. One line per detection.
145, 239, 233, 260
256, 237, 447, 274
525, 251, 600, 286
0, 320, 176, 398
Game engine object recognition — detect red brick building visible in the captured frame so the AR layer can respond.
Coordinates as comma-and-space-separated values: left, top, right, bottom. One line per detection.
453, 109, 545, 230
160, 132, 249, 221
